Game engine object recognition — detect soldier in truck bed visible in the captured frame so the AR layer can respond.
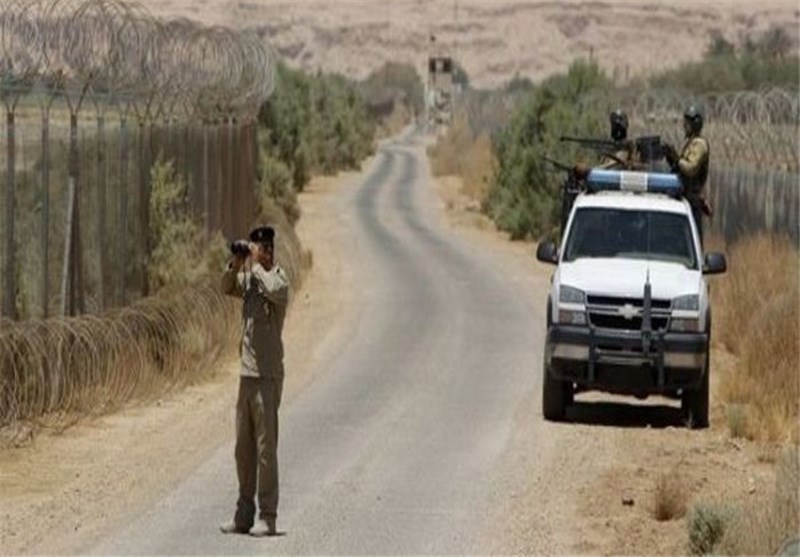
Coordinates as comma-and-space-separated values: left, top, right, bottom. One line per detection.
575, 109, 641, 176
664, 105, 711, 245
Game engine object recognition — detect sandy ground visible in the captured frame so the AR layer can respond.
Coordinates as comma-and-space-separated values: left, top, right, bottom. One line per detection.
137, 0, 798, 88
0, 164, 367, 556
434, 174, 784, 555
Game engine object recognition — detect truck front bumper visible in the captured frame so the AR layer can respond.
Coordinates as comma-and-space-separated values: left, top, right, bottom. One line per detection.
546, 324, 708, 394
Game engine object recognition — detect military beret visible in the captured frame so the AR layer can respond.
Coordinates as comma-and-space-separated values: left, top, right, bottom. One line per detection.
249, 226, 275, 245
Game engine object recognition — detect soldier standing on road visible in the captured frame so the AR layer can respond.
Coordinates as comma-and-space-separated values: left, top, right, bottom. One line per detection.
220, 226, 289, 537
665, 105, 711, 245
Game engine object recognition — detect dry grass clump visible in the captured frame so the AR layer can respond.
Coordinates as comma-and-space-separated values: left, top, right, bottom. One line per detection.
713, 234, 799, 443
687, 502, 736, 555
717, 448, 800, 555
427, 115, 495, 204
653, 468, 688, 521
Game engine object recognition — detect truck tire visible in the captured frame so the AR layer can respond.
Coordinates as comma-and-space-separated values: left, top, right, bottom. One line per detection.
543, 365, 570, 421
682, 349, 709, 429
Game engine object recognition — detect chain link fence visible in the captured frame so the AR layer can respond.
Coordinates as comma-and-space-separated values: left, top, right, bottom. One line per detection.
0, 0, 282, 439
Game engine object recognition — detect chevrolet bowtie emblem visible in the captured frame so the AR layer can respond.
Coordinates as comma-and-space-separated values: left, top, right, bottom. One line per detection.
619, 304, 639, 320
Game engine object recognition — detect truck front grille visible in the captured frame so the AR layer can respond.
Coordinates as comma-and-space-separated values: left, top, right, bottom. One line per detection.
586, 295, 671, 331
586, 295, 671, 310
589, 313, 669, 331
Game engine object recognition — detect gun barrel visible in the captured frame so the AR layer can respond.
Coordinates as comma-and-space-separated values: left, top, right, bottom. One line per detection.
542, 156, 571, 171
559, 136, 618, 148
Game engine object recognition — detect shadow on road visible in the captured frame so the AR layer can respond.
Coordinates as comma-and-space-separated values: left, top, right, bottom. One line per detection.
565, 399, 687, 429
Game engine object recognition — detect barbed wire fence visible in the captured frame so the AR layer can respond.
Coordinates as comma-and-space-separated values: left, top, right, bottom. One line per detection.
0, 0, 277, 321
0, 0, 281, 441
581, 88, 799, 244
458, 86, 799, 244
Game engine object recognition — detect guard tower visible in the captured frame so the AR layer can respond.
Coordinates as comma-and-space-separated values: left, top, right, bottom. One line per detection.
426, 55, 454, 129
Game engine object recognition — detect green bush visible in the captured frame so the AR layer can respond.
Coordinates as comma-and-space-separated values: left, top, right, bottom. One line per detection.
258, 63, 375, 192
147, 157, 204, 292
650, 25, 798, 94
687, 503, 736, 555
486, 59, 611, 240
257, 150, 299, 226
360, 61, 424, 117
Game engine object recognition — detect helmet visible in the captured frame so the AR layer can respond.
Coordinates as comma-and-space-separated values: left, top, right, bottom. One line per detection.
683, 105, 704, 135
609, 109, 628, 141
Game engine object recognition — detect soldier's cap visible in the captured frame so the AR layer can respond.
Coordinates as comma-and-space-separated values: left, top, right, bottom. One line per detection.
249, 226, 275, 246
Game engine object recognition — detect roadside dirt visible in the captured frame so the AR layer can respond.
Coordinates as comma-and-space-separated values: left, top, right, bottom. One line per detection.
433, 173, 783, 555
0, 164, 366, 556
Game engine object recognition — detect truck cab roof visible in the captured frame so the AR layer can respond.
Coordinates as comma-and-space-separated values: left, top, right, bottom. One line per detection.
573, 191, 692, 216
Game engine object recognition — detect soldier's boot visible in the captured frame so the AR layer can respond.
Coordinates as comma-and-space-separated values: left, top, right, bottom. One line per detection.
249, 517, 276, 537
220, 519, 250, 534
221, 498, 255, 534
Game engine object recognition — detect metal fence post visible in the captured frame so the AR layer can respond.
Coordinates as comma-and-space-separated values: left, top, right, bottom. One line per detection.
3, 107, 17, 319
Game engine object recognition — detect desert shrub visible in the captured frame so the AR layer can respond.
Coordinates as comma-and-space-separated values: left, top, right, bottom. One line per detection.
428, 115, 495, 203
687, 503, 736, 555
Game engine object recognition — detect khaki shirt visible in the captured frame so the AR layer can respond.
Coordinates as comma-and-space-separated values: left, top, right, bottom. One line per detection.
598, 141, 640, 170
222, 262, 289, 379
678, 135, 709, 197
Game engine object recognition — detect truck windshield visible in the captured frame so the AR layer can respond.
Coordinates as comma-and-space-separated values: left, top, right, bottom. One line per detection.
562, 208, 698, 268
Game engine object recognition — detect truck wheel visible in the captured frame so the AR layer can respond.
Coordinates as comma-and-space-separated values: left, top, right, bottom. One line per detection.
682, 350, 710, 429
543, 365, 570, 421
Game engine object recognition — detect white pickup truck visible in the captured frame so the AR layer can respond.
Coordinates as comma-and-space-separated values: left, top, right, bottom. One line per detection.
536, 169, 727, 428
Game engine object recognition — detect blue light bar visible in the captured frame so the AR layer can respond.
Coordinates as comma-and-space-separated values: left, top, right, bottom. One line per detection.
586, 169, 682, 195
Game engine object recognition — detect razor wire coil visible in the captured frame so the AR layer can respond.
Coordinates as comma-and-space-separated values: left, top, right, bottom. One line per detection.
0, 0, 276, 122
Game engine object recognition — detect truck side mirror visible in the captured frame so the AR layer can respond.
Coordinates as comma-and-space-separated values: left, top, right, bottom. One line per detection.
536, 241, 559, 265
703, 252, 727, 275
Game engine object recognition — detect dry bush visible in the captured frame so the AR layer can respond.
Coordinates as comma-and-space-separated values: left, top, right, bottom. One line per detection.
726, 403, 750, 439
713, 234, 799, 443
427, 114, 472, 178
461, 132, 495, 203
427, 115, 495, 204
654, 469, 688, 521
717, 448, 800, 555
376, 102, 413, 140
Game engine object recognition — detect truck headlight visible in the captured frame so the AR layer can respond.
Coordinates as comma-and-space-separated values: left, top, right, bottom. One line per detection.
558, 309, 587, 325
559, 285, 586, 304
673, 294, 699, 311
670, 318, 702, 332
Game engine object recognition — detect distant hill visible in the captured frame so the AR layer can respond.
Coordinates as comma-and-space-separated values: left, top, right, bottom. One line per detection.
139, 0, 799, 87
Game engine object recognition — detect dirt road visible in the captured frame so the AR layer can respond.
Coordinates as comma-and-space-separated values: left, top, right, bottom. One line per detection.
2, 130, 778, 555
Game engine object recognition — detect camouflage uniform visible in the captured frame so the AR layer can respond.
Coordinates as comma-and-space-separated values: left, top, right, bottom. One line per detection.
221, 261, 289, 531
676, 134, 710, 243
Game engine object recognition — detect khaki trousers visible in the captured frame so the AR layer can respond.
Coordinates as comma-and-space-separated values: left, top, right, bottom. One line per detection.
234, 376, 283, 527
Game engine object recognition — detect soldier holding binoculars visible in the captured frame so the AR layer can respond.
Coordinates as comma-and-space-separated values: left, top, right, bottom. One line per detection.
220, 226, 289, 537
